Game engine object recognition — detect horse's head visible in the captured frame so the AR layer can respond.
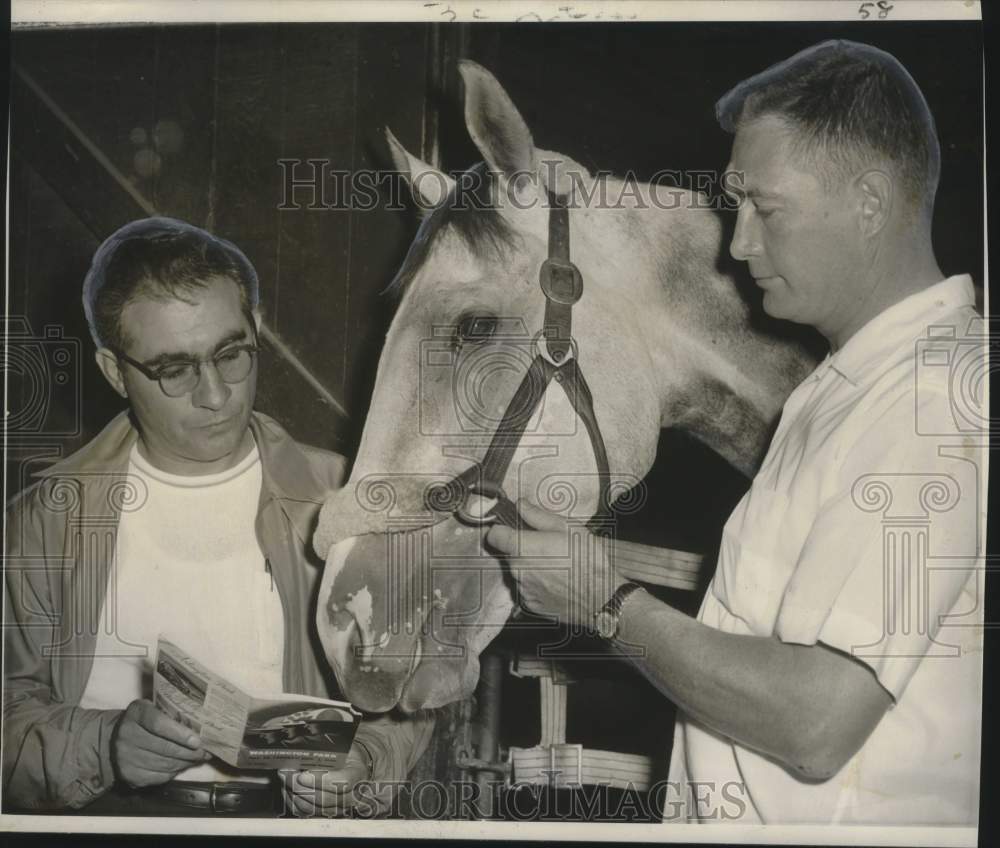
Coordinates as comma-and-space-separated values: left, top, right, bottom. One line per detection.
314, 62, 816, 713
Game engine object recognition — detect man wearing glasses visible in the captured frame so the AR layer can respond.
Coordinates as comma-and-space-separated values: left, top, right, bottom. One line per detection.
3, 218, 432, 816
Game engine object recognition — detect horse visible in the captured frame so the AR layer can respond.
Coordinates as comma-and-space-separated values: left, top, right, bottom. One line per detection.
312, 61, 818, 716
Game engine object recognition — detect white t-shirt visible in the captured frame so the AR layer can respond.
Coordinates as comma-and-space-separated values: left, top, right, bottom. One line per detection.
79, 441, 286, 782
668, 276, 986, 825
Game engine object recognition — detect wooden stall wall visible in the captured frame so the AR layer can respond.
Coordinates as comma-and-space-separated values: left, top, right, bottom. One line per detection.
10, 24, 446, 474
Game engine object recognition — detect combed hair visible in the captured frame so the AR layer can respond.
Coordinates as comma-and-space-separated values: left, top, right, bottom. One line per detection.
83, 217, 259, 350
716, 40, 940, 215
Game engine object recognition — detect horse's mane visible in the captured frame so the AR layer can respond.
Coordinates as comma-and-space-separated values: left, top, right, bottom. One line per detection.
386, 162, 517, 297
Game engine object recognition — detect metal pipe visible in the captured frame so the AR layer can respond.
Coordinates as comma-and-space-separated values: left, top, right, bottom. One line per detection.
473, 651, 504, 818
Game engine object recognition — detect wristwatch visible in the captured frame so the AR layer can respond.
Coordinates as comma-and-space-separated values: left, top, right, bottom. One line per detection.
593, 582, 646, 640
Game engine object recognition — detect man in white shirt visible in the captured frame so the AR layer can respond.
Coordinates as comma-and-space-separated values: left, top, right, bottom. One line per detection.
487, 40, 985, 824
4, 218, 432, 815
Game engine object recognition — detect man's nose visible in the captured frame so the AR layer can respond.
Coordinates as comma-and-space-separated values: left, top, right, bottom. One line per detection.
192, 362, 231, 410
730, 204, 762, 262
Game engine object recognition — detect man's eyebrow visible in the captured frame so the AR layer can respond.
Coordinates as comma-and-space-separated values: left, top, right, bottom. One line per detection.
722, 180, 782, 203
141, 329, 251, 368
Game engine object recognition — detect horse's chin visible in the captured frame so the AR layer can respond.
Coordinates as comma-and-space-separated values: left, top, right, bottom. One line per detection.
397, 651, 481, 713
396, 574, 515, 712
324, 621, 423, 714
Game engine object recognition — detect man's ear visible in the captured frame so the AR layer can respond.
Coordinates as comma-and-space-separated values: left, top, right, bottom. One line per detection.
95, 348, 128, 399
856, 169, 893, 237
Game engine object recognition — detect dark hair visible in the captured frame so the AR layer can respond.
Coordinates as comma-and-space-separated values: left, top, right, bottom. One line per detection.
716, 40, 940, 215
82, 217, 260, 350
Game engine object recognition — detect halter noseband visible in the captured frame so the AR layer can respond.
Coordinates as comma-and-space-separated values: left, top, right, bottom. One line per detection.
424, 191, 612, 532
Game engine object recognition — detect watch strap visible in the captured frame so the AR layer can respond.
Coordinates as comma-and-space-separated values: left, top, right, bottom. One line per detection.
595, 581, 645, 638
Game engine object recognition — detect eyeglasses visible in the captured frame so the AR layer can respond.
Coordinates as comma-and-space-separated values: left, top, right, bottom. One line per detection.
114, 341, 259, 398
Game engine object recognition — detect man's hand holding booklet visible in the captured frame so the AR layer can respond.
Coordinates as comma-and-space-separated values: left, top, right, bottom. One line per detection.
153, 637, 361, 771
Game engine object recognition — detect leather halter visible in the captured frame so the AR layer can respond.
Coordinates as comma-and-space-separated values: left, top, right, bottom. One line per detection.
425, 191, 612, 531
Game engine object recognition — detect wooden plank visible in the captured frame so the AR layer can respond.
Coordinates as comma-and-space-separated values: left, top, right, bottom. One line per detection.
272, 24, 357, 411
342, 25, 440, 433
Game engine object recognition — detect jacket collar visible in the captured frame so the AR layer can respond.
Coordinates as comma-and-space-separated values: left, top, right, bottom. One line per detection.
827, 275, 976, 387
36, 410, 334, 505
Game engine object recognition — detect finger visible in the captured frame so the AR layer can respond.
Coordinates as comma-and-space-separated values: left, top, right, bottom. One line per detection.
126, 726, 209, 762
132, 759, 191, 780
118, 767, 180, 788
281, 780, 353, 818
517, 499, 568, 531
126, 750, 199, 774
287, 778, 352, 800
134, 701, 203, 749
283, 787, 319, 818
485, 524, 518, 554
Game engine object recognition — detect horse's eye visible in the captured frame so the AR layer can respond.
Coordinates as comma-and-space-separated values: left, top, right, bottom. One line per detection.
454, 314, 498, 348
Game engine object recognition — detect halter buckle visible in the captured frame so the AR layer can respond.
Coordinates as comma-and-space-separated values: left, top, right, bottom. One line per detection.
533, 331, 576, 367
539, 258, 583, 305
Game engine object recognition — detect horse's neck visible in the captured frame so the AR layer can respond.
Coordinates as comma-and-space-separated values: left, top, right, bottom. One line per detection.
630, 200, 814, 477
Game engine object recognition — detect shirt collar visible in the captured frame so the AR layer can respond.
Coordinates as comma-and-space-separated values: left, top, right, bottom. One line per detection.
827, 275, 976, 386
36, 410, 335, 505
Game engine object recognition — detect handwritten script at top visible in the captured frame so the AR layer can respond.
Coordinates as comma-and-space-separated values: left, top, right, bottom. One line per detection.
422, 3, 640, 22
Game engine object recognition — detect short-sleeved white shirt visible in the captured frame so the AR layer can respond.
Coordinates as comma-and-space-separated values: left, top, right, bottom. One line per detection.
667, 275, 986, 825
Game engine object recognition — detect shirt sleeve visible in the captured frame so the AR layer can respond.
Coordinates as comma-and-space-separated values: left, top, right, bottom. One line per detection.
775, 384, 984, 701
350, 708, 436, 815
3, 483, 122, 810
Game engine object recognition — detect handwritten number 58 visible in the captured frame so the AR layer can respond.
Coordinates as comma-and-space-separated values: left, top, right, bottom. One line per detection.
858, 1, 894, 18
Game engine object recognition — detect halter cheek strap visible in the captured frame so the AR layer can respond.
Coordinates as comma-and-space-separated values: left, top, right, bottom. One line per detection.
425, 191, 612, 531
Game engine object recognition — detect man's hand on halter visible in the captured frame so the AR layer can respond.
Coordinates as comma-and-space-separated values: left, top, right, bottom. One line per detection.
485, 500, 628, 630
278, 740, 375, 818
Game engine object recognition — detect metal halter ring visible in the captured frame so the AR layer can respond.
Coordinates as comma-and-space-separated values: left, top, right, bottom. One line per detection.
454, 479, 507, 526
532, 330, 577, 367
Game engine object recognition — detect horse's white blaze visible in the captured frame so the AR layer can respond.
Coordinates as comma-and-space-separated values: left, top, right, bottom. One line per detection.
322, 535, 357, 599
315, 535, 358, 675
346, 585, 376, 664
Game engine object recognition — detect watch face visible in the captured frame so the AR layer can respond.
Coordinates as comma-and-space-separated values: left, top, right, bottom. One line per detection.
594, 610, 617, 640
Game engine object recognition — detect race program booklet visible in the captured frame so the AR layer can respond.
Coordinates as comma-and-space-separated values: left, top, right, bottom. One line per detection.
153, 637, 361, 770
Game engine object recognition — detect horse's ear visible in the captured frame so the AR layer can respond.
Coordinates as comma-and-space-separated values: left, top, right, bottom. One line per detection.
458, 60, 537, 184
386, 128, 455, 216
